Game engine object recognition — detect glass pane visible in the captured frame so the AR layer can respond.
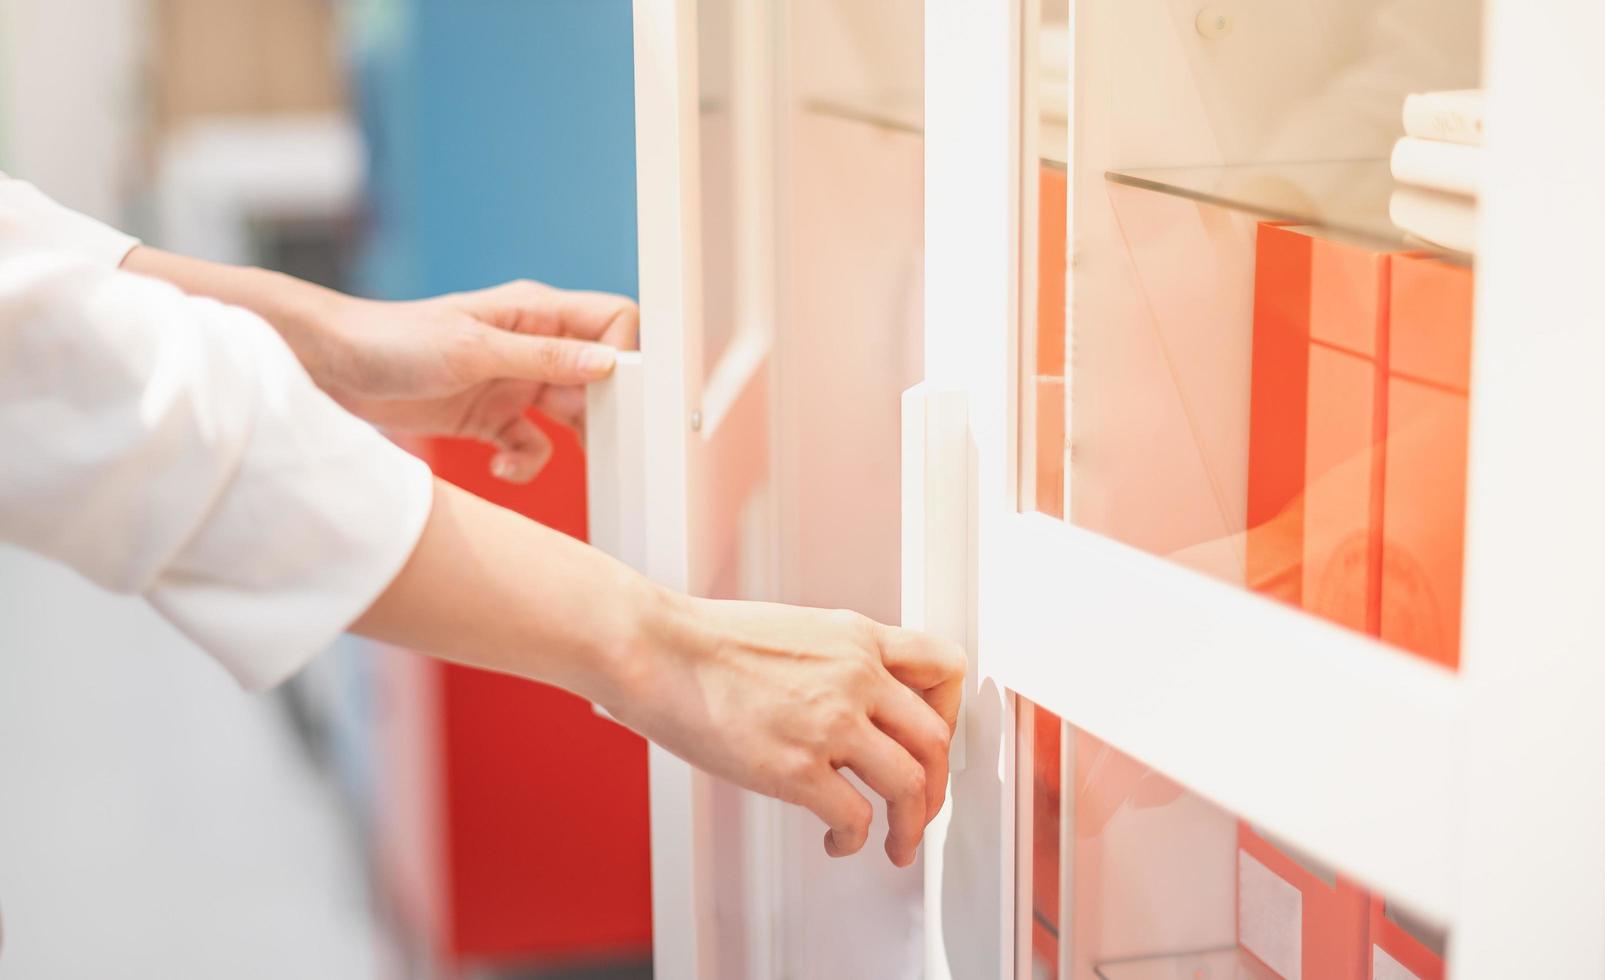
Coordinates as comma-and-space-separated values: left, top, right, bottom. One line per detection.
698, 0, 739, 376
1019, 700, 1064, 980
1023, 0, 1071, 519
1025, 1, 1481, 670
790, 0, 924, 134
772, 3, 928, 977
1016, 705, 1450, 980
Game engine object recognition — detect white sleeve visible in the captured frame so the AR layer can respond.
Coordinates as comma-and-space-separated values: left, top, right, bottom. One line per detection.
0, 247, 434, 689
0, 172, 142, 268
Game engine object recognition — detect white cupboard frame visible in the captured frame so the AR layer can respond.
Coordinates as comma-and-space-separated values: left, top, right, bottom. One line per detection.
626, 2, 780, 978
618, 0, 1605, 977
920, 0, 1605, 978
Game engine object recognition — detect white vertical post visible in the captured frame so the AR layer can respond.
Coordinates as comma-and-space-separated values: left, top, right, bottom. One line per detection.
906, 382, 974, 979
1453, 0, 1605, 976
585, 352, 648, 571
925, 0, 1021, 975
903, 384, 972, 770
633, 0, 707, 977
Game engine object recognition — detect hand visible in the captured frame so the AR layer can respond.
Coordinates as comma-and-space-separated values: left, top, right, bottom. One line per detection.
607, 593, 967, 867
306, 281, 638, 483
120, 246, 638, 485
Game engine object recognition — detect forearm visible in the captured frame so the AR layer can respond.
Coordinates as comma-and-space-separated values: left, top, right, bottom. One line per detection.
351, 477, 676, 709
121, 245, 356, 399
351, 477, 964, 866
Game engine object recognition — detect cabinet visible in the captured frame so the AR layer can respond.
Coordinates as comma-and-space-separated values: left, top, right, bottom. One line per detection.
604, 1, 1605, 978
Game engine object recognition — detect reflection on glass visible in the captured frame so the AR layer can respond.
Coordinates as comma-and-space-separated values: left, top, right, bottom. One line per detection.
698, 0, 738, 376
1107, 161, 1471, 264
1022, 0, 1481, 670
1029, 721, 1451, 980
1020, 701, 1064, 980
1024, 0, 1070, 519
1049, 194, 1473, 668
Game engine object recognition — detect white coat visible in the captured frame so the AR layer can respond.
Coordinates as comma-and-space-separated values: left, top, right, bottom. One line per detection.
0, 175, 432, 688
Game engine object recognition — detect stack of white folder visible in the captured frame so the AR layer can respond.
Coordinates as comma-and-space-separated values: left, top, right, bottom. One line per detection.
1389, 90, 1482, 255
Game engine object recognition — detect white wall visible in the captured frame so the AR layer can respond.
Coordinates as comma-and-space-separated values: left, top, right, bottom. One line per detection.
0, 0, 149, 222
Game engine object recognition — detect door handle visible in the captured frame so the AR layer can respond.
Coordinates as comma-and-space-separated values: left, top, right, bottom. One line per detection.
586, 351, 648, 571
586, 351, 646, 723
901, 383, 971, 771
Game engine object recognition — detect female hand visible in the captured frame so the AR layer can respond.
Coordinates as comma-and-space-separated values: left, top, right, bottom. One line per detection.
607, 593, 967, 867
121, 247, 638, 483
307, 281, 639, 483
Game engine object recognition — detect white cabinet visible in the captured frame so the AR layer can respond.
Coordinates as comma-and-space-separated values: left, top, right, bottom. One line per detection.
606, 0, 1605, 978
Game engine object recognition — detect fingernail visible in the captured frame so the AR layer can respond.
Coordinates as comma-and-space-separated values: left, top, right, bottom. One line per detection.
580, 345, 616, 374
491, 456, 518, 481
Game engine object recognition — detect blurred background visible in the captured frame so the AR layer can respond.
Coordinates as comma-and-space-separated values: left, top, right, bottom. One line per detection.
0, 0, 653, 977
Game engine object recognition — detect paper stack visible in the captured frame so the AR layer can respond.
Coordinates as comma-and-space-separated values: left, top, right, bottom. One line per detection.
1389, 89, 1482, 255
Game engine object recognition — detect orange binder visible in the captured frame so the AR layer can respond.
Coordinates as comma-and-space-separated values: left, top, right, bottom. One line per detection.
1380, 254, 1474, 669
1248, 223, 1395, 635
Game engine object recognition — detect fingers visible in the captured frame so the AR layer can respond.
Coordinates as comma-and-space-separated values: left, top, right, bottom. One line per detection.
842, 724, 930, 867
535, 385, 587, 429
799, 767, 874, 859
489, 415, 555, 484
875, 624, 967, 734
480, 332, 617, 386
873, 677, 953, 821
458, 280, 639, 350
554, 289, 640, 350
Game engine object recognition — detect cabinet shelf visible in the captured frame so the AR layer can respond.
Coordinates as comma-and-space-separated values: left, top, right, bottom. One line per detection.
1096, 946, 1279, 980
1107, 160, 1472, 264
802, 96, 923, 137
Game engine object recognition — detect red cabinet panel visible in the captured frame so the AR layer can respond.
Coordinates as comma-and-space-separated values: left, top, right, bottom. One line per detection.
377, 416, 651, 968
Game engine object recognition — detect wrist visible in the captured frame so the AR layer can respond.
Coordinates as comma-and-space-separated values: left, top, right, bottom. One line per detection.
589, 575, 701, 723
248, 268, 362, 395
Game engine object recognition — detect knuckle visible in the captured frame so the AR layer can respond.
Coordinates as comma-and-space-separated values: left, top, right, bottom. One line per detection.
847, 797, 873, 834
903, 765, 927, 802
942, 639, 968, 676
822, 703, 858, 738
845, 657, 879, 689
534, 341, 562, 366
776, 754, 821, 801
917, 726, 950, 763
826, 608, 872, 638
507, 278, 547, 301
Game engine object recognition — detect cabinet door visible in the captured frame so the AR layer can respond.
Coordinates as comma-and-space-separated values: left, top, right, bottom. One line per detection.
591, 2, 777, 978
917, 1, 1605, 979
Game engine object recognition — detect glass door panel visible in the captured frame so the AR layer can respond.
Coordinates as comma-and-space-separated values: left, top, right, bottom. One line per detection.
1021, 0, 1482, 670
790, 0, 924, 134
697, 0, 740, 375
1016, 698, 1449, 980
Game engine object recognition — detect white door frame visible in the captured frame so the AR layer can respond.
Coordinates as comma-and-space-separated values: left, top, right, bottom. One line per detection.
628, 1, 781, 978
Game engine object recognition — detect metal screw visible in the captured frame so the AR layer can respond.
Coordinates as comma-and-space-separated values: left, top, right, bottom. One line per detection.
690, 410, 703, 432
1195, 7, 1234, 39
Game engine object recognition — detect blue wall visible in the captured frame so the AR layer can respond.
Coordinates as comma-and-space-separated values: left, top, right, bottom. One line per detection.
354, 0, 638, 302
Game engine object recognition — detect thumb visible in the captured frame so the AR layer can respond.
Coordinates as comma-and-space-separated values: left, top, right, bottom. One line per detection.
478, 331, 618, 385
